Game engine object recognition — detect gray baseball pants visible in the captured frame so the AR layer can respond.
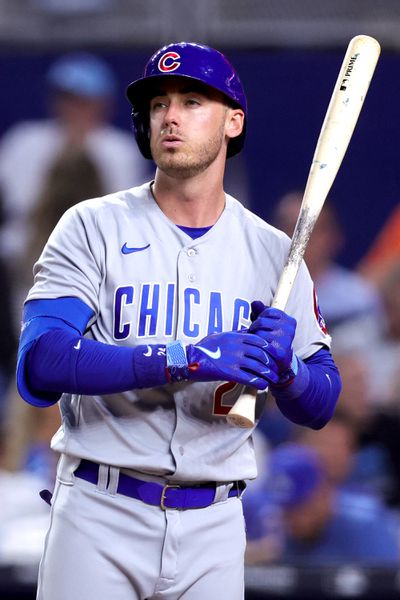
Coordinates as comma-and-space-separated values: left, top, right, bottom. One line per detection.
36, 458, 246, 599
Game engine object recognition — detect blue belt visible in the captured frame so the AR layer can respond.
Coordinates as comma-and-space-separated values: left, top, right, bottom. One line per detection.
74, 459, 245, 510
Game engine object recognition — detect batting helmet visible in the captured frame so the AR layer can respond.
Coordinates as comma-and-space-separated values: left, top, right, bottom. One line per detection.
126, 42, 247, 159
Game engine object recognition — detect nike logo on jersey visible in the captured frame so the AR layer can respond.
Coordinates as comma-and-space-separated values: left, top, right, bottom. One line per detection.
74, 339, 82, 350
121, 242, 151, 255
195, 346, 221, 360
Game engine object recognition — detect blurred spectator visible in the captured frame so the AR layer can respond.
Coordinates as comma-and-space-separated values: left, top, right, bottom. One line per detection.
271, 191, 383, 349
21, 144, 105, 288
295, 414, 357, 490
0, 259, 17, 418
332, 349, 400, 507
0, 51, 149, 276
358, 203, 400, 286
2, 392, 60, 486
365, 260, 400, 408
244, 443, 400, 566
0, 198, 17, 419
256, 391, 302, 449
0, 423, 51, 566
2, 145, 105, 485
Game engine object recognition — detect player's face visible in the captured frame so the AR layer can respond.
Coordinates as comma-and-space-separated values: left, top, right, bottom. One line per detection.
148, 78, 243, 178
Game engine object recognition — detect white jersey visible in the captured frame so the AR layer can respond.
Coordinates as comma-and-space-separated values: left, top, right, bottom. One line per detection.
26, 182, 330, 483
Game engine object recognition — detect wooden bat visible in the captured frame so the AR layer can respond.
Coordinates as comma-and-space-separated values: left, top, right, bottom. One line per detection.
227, 34, 381, 428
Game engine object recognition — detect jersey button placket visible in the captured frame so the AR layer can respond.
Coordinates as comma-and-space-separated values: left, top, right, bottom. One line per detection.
175, 246, 199, 343
187, 247, 197, 283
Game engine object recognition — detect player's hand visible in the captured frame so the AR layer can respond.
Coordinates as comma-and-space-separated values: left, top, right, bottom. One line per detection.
187, 331, 279, 389
248, 302, 297, 385
168, 331, 278, 389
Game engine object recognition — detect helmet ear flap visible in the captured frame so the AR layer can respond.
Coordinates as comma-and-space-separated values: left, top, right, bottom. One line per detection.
131, 109, 152, 160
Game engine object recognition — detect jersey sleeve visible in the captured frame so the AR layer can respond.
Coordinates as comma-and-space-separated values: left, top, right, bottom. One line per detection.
26, 202, 103, 316
283, 259, 331, 359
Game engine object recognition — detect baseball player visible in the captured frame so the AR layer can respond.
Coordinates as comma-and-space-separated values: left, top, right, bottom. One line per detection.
17, 42, 341, 600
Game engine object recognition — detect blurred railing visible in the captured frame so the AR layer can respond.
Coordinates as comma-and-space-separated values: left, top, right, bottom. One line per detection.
2, 564, 400, 599
245, 565, 400, 599
0, 0, 399, 49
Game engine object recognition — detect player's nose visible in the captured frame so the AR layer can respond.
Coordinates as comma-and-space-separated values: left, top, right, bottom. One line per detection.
163, 99, 181, 127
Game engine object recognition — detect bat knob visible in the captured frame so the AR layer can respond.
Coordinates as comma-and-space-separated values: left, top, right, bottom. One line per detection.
226, 392, 257, 428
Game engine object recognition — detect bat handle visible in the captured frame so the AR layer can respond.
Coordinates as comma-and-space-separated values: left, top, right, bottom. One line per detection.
226, 386, 258, 428
226, 278, 295, 428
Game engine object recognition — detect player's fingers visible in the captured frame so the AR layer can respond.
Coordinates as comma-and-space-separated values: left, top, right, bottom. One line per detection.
250, 300, 266, 321
257, 307, 286, 320
243, 343, 270, 366
261, 341, 291, 366
248, 316, 287, 333
241, 344, 280, 380
249, 315, 296, 331
240, 366, 280, 387
241, 333, 270, 349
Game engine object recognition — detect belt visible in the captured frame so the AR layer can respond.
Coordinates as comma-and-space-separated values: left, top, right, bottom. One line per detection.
74, 459, 245, 510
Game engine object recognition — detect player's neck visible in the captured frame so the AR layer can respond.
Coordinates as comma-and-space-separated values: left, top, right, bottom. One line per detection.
151, 171, 226, 227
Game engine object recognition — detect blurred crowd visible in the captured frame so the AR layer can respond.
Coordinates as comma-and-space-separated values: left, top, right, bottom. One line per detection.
1, 51, 400, 570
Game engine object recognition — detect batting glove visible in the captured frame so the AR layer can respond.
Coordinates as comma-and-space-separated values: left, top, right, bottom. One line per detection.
166, 330, 277, 389
248, 302, 298, 386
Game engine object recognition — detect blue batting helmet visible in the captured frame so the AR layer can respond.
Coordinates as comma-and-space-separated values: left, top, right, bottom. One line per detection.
126, 42, 247, 159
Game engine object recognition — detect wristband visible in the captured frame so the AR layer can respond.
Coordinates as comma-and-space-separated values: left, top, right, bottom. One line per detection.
290, 354, 299, 375
166, 341, 189, 382
276, 354, 299, 387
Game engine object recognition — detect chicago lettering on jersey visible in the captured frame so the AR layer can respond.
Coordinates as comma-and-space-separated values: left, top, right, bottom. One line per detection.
113, 283, 251, 340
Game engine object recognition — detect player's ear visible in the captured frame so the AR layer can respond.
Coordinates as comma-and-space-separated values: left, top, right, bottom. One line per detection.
225, 108, 244, 140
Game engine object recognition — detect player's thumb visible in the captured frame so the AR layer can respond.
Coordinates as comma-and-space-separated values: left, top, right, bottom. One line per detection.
250, 300, 266, 322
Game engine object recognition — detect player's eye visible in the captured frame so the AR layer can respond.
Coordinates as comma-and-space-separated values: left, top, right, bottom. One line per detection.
185, 97, 201, 106
150, 99, 168, 111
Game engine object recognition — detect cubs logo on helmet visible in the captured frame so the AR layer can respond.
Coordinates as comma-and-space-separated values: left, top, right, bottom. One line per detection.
158, 52, 181, 73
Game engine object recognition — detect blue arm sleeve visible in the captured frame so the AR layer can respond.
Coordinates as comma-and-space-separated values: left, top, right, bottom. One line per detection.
17, 298, 168, 407
25, 328, 168, 405
270, 348, 341, 429
17, 297, 95, 407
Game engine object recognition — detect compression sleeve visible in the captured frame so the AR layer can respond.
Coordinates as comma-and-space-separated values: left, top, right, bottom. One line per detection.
17, 297, 168, 407
17, 297, 95, 407
24, 327, 168, 406
270, 347, 341, 429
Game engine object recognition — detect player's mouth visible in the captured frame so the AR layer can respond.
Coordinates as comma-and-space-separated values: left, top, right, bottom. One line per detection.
160, 134, 184, 149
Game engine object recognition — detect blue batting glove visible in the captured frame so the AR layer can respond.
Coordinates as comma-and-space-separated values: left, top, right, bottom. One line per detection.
166, 330, 280, 389
249, 303, 297, 385
250, 300, 266, 322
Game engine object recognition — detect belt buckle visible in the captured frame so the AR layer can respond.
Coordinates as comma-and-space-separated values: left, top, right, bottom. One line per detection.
160, 483, 180, 510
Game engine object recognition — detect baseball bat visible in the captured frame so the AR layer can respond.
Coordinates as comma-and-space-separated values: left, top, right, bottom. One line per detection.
227, 34, 381, 428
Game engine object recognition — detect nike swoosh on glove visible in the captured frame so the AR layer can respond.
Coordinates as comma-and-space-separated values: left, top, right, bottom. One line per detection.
248, 302, 298, 386
168, 331, 277, 389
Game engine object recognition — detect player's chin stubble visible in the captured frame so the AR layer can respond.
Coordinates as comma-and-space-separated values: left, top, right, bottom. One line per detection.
151, 123, 226, 179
